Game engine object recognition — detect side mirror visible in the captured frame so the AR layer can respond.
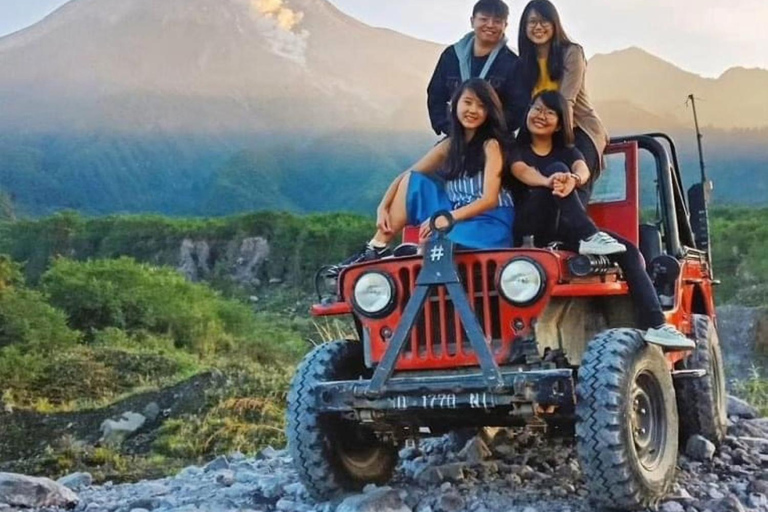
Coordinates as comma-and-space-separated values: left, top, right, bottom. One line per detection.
687, 183, 711, 253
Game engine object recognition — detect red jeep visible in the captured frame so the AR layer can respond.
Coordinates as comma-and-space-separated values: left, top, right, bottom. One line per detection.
287, 134, 727, 510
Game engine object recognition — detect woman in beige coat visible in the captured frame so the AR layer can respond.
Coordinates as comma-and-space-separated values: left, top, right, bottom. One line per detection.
511, 0, 693, 349
516, 0, 609, 181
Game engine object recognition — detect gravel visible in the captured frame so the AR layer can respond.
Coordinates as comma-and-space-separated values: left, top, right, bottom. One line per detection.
13, 417, 768, 512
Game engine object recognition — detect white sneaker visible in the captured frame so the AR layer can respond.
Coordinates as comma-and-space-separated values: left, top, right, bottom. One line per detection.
645, 325, 695, 350
579, 232, 627, 256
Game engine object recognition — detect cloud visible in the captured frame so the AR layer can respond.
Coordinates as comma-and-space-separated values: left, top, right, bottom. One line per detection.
248, 0, 309, 65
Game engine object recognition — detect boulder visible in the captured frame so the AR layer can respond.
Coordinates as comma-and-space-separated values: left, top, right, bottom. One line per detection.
336, 488, 411, 512
686, 435, 716, 461
733, 436, 768, 451
259, 446, 282, 459
750, 479, 768, 495
727, 396, 759, 419
143, 401, 161, 422
415, 463, 467, 485
434, 492, 464, 512
748, 493, 768, 509
457, 437, 491, 465
0, 472, 79, 508
215, 470, 235, 487
709, 496, 746, 512
203, 455, 230, 473
100, 411, 146, 446
659, 502, 685, 512
56, 472, 92, 491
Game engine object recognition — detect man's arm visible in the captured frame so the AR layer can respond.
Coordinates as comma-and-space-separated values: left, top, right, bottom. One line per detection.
427, 50, 453, 136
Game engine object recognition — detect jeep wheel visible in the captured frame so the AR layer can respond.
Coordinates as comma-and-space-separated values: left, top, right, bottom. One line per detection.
675, 314, 727, 444
287, 340, 398, 500
576, 329, 678, 510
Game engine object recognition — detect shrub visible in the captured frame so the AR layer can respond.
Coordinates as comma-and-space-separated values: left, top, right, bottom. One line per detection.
43, 258, 232, 353
41, 257, 302, 362
0, 255, 22, 289
153, 363, 291, 459
0, 286, 79, 350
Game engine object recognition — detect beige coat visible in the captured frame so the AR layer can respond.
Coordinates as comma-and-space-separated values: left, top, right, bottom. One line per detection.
560, 45, 609, 159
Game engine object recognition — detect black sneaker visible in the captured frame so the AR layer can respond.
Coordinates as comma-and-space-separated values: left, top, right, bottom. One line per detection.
327, 244, 392, 276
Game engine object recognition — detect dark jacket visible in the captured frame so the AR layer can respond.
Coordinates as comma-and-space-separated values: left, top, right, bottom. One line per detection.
427, 44, 526, 136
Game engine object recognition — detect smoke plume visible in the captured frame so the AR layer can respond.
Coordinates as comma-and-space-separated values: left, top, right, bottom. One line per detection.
251, 0, 304, 31
249, 0, 309, 65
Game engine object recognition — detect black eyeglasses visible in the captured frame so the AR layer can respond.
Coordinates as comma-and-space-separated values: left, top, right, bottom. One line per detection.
530, 105, 558, 119
527, 18, 553, 29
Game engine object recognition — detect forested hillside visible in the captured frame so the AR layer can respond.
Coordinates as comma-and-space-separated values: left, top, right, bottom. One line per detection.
0, 132, 432, 216
0, 208, 766, 304
1, 127, 766, 217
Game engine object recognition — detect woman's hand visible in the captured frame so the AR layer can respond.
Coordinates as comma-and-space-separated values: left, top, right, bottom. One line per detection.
418, 216, 450, 243
376, 206, 392, 234
547, 172, 569, 189
553, 174, 577, 198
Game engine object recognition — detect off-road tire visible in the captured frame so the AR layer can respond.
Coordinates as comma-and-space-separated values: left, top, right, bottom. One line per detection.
675, 314, 727, 444
576, 329, 679, 510
287, 340, 398, 500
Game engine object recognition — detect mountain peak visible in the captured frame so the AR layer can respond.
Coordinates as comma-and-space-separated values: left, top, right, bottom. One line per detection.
0, 0, 765, 134
717, 65, 768, 81
591, 46, 695, 75
0, 0, 440, 133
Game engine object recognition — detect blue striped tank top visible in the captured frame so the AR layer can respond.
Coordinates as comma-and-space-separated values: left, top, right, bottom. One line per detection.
445, 171, 514, 209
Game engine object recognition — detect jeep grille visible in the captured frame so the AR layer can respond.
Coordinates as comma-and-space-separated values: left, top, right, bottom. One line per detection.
396, 260, 503, 361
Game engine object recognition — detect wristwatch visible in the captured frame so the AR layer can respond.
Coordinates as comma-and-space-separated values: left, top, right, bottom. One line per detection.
570, 173, 583, 187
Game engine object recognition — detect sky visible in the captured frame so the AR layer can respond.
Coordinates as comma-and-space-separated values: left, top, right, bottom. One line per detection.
1, 0, 767, 78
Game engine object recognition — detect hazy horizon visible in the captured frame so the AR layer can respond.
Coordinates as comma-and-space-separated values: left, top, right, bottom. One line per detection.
1, 0, 766, 79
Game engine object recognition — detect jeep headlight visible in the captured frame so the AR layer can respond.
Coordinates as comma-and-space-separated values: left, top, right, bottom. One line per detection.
499, 258, 545, 306
353, 272, 395, 317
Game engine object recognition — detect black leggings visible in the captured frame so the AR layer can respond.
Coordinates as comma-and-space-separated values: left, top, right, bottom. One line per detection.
517, 162, 665, 330
518, 162, 598, 247
575, 127, 600, 176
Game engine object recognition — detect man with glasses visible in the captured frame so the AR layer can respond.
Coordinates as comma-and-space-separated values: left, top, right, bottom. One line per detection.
427, 0, 525, 136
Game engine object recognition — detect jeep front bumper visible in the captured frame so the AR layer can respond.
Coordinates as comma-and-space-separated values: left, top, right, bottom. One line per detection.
313, 368, 575, 416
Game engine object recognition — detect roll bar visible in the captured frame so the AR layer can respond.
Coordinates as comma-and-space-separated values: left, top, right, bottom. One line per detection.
610, 134, 696, 258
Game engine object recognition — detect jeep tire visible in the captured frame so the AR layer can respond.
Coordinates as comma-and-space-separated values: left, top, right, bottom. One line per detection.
576, 329, 678, 510
675, 314, 727, 444
287, 340, 398, 500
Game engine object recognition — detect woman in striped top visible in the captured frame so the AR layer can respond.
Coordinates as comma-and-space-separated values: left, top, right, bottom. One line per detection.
335, 78, 516, 270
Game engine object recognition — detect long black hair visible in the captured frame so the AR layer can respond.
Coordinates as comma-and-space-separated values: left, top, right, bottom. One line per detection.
517, 0, 574, 94
445, 78, 509, 180
516, 90, 574, 149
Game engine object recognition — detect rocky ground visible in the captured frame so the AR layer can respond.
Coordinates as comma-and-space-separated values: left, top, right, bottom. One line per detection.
1, 397, 767, 512
1, 306, 767, 512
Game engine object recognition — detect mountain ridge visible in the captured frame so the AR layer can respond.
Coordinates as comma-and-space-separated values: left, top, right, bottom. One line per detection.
0, 0, 766, 216
1, 0, 766, 133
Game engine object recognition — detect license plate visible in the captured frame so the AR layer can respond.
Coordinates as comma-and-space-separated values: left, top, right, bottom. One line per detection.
388, 392, 498, 411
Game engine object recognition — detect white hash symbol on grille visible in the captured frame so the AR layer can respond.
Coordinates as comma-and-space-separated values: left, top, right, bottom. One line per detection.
430, 245, 445, 262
